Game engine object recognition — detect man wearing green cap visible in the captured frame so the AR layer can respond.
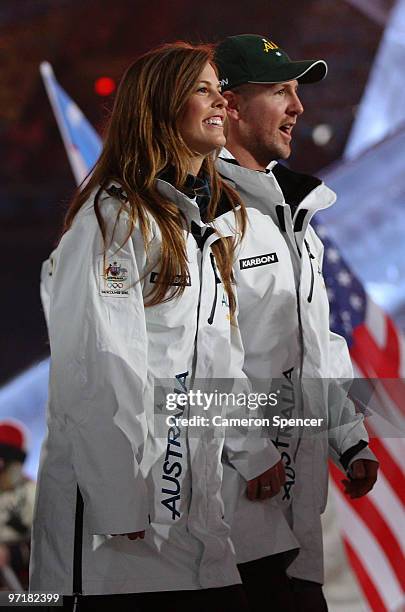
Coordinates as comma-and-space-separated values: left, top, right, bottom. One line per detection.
214, 34, 379, 611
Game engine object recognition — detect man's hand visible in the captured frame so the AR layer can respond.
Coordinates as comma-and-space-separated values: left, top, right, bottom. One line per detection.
111, 531, 145, 540
342, 459, 379, 499
247, 459, 286, 501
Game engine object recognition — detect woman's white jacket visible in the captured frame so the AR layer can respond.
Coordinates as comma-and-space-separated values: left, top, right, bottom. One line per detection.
30, 179, 278, 595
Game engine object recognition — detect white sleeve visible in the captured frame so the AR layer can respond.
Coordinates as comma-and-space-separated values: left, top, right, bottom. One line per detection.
49, 205, 150, 535
309, 226, 370, 464
327, 337, 378, 474
327, 331, 369, 459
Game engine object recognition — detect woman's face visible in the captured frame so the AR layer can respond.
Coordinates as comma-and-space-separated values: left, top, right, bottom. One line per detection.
178, 62, 227, 174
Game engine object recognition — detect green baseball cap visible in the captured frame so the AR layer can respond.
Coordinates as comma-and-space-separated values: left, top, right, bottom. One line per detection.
215, 34, 328, 91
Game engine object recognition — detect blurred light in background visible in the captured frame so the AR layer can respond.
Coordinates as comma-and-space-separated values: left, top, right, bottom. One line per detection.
312, 123, 333, 146
94, 76, 116, 96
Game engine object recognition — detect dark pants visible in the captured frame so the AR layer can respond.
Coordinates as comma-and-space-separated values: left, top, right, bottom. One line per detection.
60, 584, 250, 612
238, 553, 328, 612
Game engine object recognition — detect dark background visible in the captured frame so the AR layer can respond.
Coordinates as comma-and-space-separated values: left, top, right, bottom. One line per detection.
0, 0, 394, 385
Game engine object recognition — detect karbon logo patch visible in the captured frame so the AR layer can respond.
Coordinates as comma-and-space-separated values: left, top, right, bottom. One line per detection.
239, 252, 278, 270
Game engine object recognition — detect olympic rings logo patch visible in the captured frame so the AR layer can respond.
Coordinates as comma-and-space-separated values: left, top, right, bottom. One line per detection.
99, 257, 131, 298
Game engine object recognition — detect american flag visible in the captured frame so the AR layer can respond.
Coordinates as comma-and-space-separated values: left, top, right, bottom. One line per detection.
315, 220, 405, 612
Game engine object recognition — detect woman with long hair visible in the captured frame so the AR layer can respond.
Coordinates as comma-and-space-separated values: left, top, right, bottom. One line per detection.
30, 42, 277, 611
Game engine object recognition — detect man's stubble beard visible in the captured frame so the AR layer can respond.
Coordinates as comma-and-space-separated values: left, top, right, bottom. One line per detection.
250, 136, 291, 167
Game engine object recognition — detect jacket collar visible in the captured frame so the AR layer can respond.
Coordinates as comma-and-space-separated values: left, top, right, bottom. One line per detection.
102, 179, 205, 227
216, 153, 336, 230
157, 166, 211, 219
155, 178, 204, 227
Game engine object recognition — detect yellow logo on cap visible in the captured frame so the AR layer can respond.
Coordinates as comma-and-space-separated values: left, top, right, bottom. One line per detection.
262, 38, 279, 53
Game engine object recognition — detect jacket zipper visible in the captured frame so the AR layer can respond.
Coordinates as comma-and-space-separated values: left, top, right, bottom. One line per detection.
294, 288, 305, 461
208, 252, 221, 325
304, 240, 315, 303
291, 232, 306, 460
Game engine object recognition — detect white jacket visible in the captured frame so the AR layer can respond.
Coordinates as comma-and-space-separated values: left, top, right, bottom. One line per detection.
215, 156, 376, 583
30, 179, 277, 595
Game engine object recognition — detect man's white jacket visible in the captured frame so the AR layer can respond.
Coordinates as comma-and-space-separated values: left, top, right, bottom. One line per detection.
30, 179, 278, 595
215, 156, 376, 584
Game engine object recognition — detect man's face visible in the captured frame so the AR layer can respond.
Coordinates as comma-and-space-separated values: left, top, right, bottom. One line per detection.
227, 80, 304, 166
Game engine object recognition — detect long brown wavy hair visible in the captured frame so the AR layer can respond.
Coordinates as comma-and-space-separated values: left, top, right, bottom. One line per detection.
63, 42, 246, 313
